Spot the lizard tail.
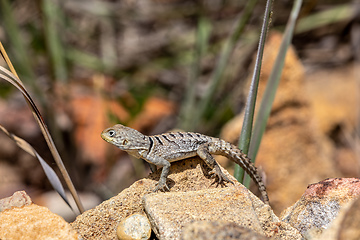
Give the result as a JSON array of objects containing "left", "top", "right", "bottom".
[{"left": 215, "top": 139, "right": 269, "bottom": 204}]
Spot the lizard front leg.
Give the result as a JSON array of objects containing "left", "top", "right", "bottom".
[
  {"left": 145, "top": 156, "right": 171, "bottom": 191},
  {"left": 197, "top": 144, "right": 234, "bottom": 186}
]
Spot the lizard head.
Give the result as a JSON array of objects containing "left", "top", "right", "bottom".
[{"left": 101, "top": 124, "right": 150, "bottom": 150}]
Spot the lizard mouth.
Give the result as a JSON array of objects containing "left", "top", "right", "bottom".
[{"left": 100, "top": 132, "right": 112, "bottom": 143}]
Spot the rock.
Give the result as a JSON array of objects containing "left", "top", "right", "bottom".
[
  {"left": 305, "top": 63, "right": 360, "bottom": 178},
  {"left": 0, "top": 203, "right": 78, "bottom": 240},
  {"left": 71, "top": 157, "right": 242, "bottom": 239},
  {"left": 337, "top": 196, "right": 360, "bottom": 240},
  {"left": 304, "top": 193, "right": 360, "bottom": 240},
  {"left": 72, "top": 157, "right": 299, "bottom": 239},
  {"left": 71, "top": 180, "right": 151, "bottom": 240},
  {"left": 144, "top": 186, "right": 301, "bottom": 240},
  {"left": 143, "top": 187, "right": 266, "bottom": 239},
  {"left": 180, "top": 221, "right": 269, "bottom": 240},
  {"left": 281, "top": 178, "right": 360, "bottom": 236},
  {"left": 117, "top": 214, "right": 151, "bottom": 240},
  {"left": 316, "top": 194, "right": 360, "bottom": 240},
  {"left": 305, "top": 63, "right": 359, "bottom": 136},
  {"left": 72, "top": 157, "right": 301, "bottom": 239},
  {"left": 0, "top": 191, "right": 32, "bottom": 211}
]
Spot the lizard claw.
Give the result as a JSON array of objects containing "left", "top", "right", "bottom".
[
  {"left": 153, "top": 179, "right": 170, "bottom": 192},
  {"left": 208, "top": 169, "right": 217, "bottom": 178},
  {"left": 209, "top": 166, "right": 234, "bottom": 187}
]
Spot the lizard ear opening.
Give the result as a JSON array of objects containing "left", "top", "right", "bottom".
[{"left": 123, "top": 139, "right": 128, "bottom": 145}]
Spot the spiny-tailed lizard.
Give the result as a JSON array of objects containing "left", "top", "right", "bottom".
[{"left": 101, "top": 124, "right": 269, "bottom": 204}]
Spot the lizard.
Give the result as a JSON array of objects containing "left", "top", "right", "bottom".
[{"left": 101, "top": 124, "right": 269, "bottom": 204}]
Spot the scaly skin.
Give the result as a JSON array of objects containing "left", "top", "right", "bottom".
[{"left": 101, "top": 124, "right": 269, "bottom": 204}]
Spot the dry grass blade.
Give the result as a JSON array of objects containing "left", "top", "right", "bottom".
[
  {"left": 0, "top": 42, "right": 84, "bottom": 213},
  {"left": 0, "top": 125, "right": 72, "bottom": 209}
]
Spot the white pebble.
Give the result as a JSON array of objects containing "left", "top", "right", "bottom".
[{"left": 117, "top": 214, "right": 152, "bottom": 240}]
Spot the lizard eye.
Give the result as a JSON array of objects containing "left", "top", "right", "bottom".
[
  {"left": 122, "top": 139, "right": 128, "bottom": 145},
  {"left": 108, "top": 130, "right": 116, "bottom": 137}
]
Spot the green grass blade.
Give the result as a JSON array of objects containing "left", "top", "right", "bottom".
[
  {"left": 178, "top": 16, "right": 211, "bottom": 131},
  {"left": 42, "top": 0, "right": 68, "bottom": 82},
  {"left": 0, "top": 0, "right": 36, "bottom": 82},
  {"left": 243, "top": 0, "right": 303, "bottom": 187},
  {"left": 192, "top": 0, "right": 258, "bottom": 129},
  {"left": 235, "top": 0, "right": 273, "bottom": 182},
  {"left": 66, "top": 48, "right": 106, "bottom": 72},
  {"left": 295, "top": 4, "right": 352, "bottom": 34}
]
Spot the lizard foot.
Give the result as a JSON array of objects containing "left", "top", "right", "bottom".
[
  {"left": 153, "top": 179, "right": 170, "bottom": 192},
  {"left": 209, "top": 165, "right": 234, "bottom": 187}
]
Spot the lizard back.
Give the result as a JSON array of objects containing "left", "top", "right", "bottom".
[{"left": 147, "top": 132, "right": 213, "bottom": 161}]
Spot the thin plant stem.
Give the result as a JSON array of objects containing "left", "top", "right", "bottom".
[
  {"left": 235, "top": 0, "right": 274, "bottom": 182},
  {"left": 243, "top": 0, "right": 303, "bottom": 187}
]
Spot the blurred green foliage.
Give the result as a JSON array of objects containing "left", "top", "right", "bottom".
[
  {"left": 0, "top": 0, "right": 260, "bottom": 132},
  {"left": 1, "top": 0, "right": 354, "bottom": 174}
]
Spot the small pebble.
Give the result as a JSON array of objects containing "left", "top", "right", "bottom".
[
  {"left": 0, "top": 191, "right": 32, "bottom": 212},
  {"left": 117, "top": 214, "right": 151, "bottom": 240}
]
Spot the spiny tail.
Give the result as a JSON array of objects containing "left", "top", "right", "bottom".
[{"left": 217, "top": 139, "right": 269, "bottom": 204}]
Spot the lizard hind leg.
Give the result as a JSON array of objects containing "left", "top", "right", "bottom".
[{"left": 197, "top": 144, "right": 234, "bottom": 186}]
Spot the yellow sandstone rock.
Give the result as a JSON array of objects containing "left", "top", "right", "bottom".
[{"left": 0, "top": 203, "right": 78, "bottom": 240}]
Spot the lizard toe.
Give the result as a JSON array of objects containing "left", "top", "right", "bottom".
[
  {"left": 221, "top": 174, "right": 234, "bottom": 184},
  {"left": 209, "top": 165, "right": 234, "bottom": 186},
  {"left": 153, "top": 180, "right": 170, "bottom": 192}
]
